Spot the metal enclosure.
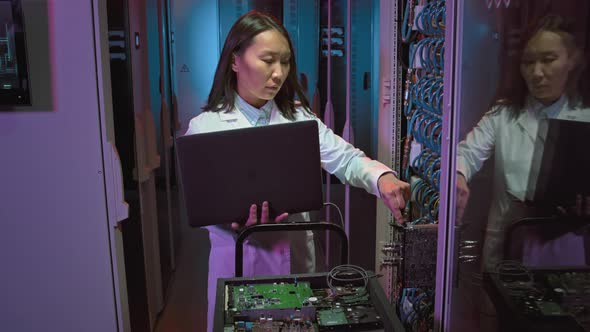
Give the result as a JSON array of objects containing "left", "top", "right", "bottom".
[
  {"left": 0, "top": 1, "right": 128, "bottom": 331},
  {"left": 376, "top": 0, "right": 590, "bottom": 331},
  {"left": 437, "top": 0, "right": 590, "bottom": 330}
]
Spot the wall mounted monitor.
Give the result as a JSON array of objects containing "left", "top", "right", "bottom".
[{"left": 0, "top": 0, "right": 30, "bottom": 106}]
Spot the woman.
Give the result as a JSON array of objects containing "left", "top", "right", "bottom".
[
  {"left": 456, "top": 14, "right": 589, "bottom": 273},
  {"left": 184, "top": 11, "right": 410, "bottom": 331}
]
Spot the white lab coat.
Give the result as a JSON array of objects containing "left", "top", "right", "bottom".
[
  {"left": 457, "top": 96, "right": 590, "bottom": 271},
  {"left": 184, "top": 101, "right": 392, "bottom": 331}
]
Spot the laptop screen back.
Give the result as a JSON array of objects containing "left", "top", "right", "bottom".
[
  {"left": 176, "top": 120, "right": 324, "bottom": 227},
  {"left": 527, "top": 118, "right": 590, "bottom": 205}
]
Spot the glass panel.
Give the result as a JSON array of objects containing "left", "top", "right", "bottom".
[
  {"left": 0, "top": 0, "right": 30, "bottom": 106},
  {"left": 449, "top": 1, "right": 590, "bottom": 331}
]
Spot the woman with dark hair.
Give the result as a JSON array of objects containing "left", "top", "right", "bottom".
[
  {"left": 456, "top": 14, "right": 589, "bottom": 272},
  {"left": 185, "top": 11, "right": 410, "bottom": 331},
  {"left": 493, "top": 14, "right": 589, "bottom": 112}
]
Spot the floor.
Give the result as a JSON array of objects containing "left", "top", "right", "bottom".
[{"left": 154, "top": 221, "right": 210, "bottom": 332}]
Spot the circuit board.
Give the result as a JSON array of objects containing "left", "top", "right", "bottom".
[
  {"left": 489, "top": 269, "right": 590, "bottom": 331},
  {"left": 224, "top": 282, "right": 385, "bottom": 331},
  {"left": 226, "top": 282, "right": 316, "bottom": 322},
  {"left": 540, "top": 271, "right": 590, "bottom": 330},
  {"left": 228, "top": 320, "right": 317, "bottom": 332},
  {"left": 401, "top": 224, "right": 438, "bottom": 288},
  {"left": 317, "top": 307, "right": 383, "bottom": 329},
  {"left": 231, "top": 282, "right": 314, "bottom": 310}
]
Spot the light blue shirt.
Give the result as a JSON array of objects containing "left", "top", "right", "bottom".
[
  {"left": 235, "top": 93, "right": 273, "bottom": 126},
  {"left": 527, "top": 94, "right": 566, "bottom": 119}
]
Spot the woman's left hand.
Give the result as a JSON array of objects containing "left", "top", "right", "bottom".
[
  {"left": 556, "top": 194, "right": 590, "bottom": 217},
  {"left": 231, "top": 201, "right": 289, "bottom": 231},
  {"left": 378, "top": 173, "right": 411, "bottom": 223}
]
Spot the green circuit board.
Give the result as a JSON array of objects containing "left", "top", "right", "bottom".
[
  {"left": 232, "top": 282, "right": 314, "bottom": 310},
  {"left": 317, "top": 308, "right": 348, "bottom": 326}
]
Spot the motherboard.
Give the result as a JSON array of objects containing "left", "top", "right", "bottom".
[{"left": 224, "top": 281, "right": 384, "bottom": 331}]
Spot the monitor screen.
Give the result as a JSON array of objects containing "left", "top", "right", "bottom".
[{"left": 0, "top": 0, "right": 30, "bottom": 106}]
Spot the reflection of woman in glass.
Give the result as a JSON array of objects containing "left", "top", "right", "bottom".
[{"left": 456, "top": 15, "right": 589, "bottom": 272}]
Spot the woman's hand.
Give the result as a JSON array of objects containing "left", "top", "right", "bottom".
[
  {"left": 456, "top": 172, "right": 470, "bottom": 224},
  {"left": 231, "top": 201, "right": 289, "bottom": 231},
  {"left": 378, "top": 173, "right": 411, "bottom": 224},
  {"left": 556, "top": 194, "right": 590, "bottom": 217}
]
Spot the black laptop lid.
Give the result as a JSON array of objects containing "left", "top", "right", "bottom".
[
  {"left": 176, "top": 120, "right": 324, "bottom": 227},
  {"left": 527, "top": 118, "right": 590, "bottom": 205}
]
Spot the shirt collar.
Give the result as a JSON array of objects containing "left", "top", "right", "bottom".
[
  {"left": 234, "top": 93, "right": 274, "bottom": 126},
  {"left": 526, "top": 94, "right": 566, "bottom": 119}
]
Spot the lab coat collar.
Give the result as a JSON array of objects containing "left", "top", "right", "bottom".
[
  {"left": 218, "top": 106, "right": 241, "bottom": 122},
  {"left": 217, "top": 105, "right": 252, "bottom": 130},
  {"left": 269, "top": 102, "right": 288, "bottom": 124},
  {"left": 517, "top": 95, "right": 567, "bottom": 141},
  {"left": 217, "top": 101, "right": 291, "bottom": 125}
]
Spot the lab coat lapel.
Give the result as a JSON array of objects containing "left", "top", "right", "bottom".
[
  {"left": 517, "top": 97, "right": 572, "bottom": 141},
  {"left": 218, "top": 105, "right": 251, "bottom": 129},
  {"left": 269, "top": 102, "right": 288, "bottom": 124},
  {"left": 515, "top": 109, "right": 538, "bottom": 142},
  {"left": 556, "top": 100, "right": 590, "bottom": 122}
]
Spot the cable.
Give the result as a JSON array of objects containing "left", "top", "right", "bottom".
[
  {"left": 323, "top": 202, "right": 344, "bottom": 228},
  {"left": 397, "top": 3, "right": 446, "bottom": 331},
  {"left": 401, "top": 0, "right": 415, "bottom": 43},
  {"left": 326, "top": 264, "right": 374, "bottom": 293}
]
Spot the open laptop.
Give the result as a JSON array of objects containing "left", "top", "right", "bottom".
[
  {"left": 526, "top": 118, "right": 590, "bottom": 205},
  {"left": 176, "top": 120, "right": 324, "bottom": 227}
]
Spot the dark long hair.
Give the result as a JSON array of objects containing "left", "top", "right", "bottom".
[
  {"left": 493, "top": 15, "right": 588, "bottom": 113},
  {"left": 202, "top": 11, "right": 311, "bottom": 120}
]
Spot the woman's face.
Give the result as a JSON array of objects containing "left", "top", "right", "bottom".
[
  {"left": 232, "top": 29, "right": 291, "bottom": 108},
  {"left": 520, "top": 30, "right": 575, "bottom": 105}
]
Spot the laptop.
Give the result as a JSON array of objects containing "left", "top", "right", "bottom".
[
  {"left": 526, "top": 118, "right": 590, "bottom": 205},
  {"left": 176, "top": 120, "right": 324, "bottom": 227}
]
